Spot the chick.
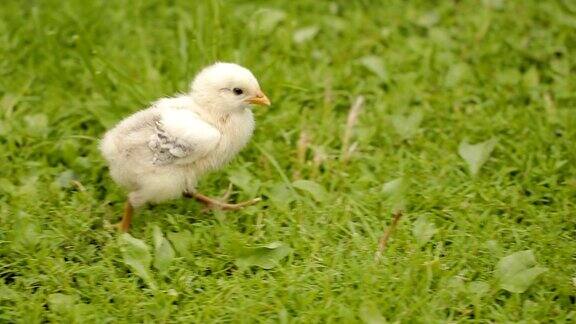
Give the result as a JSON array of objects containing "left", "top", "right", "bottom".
[{"left": 100, "top": 63, "right": 270, "bottom": 231}]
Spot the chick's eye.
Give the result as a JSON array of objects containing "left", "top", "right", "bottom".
[{"left": 232, "top": 88, "right": 243, "bottom": 95}]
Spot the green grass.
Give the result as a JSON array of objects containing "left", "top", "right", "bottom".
[{"left": 1, "top": 0, "right": 575, "bottom": 322}]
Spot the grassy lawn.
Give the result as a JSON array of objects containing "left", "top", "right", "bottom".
[{"left": 1, "top": 0, "right": 575, "bottom": 322}]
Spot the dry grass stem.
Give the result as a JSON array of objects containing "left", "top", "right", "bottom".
[
  {"left": 342, "top": 96, "right": 365, "bottom": 163},
  {"left": 375, "top": 210, "right": 404, "bottom": 261},
  {"left": 293, "top": 130, "right": 311, "bottom": 179}
]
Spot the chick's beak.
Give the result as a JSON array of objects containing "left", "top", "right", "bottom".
[{"left": 246, "top": 90, "right": 271, "bottom": 106}]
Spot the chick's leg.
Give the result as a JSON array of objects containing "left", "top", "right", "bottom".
[
  {"left": 184, "top": 185, "right": 261, "bottom": 210},
  {"left": 112, "top": 201, "right": 133, "bottom": 232}
]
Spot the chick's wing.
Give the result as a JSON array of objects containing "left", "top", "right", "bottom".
[{"left": 148, "top": 108, "right": 221, "bottom": 166}]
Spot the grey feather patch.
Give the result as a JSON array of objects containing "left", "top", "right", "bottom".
[{"left": 148, "top": 121, "right": 193, "bottom": 165}]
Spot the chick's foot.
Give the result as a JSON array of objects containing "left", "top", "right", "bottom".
[{"left": 184, "top": 186, "right": 261, "bottom": 210}]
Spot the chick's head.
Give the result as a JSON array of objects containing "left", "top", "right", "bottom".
[{"left": 190, "top": 62, "right": 270, "bottom": 113}]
